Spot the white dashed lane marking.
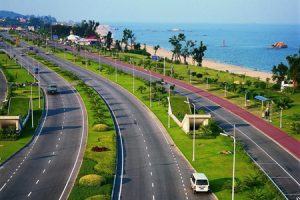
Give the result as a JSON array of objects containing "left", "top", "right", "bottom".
[{"left": 27, "top": 192, "right": 32, "bottom": 197}]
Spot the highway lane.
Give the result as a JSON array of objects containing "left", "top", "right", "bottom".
[
  {"left": 51, "top": 44, "right": 300, "bottom": 199},
  {"left": 0, "top": 43, "right": 87, "bottom": 200},
  {"left": 9, "top": 31, "right": 299, "bottom": 199},
  {"left": 34, "top": 50, "right": 214, "bottom": 200},
  {"left": 0, "top": 66, "right": 7, "bottom": 106}
]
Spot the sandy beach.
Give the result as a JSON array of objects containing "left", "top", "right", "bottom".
[{"left": 146, "top": 45, "right": 273, "bottom": 81}]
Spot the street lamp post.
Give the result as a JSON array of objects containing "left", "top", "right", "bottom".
[
  {"left": 131, "top": 58, "right": 135, "bottom": 93},
  {"left": 206, "top": 77, "right": 209, "bottom": 89},
  {"left": 184, "top": 101, "right": 196, "bottom": 162},
  {"left": 244, "top": 91, "right": 248, "bottom": 107},
  {"left": 163, "top": 56, "right": 166, "bottom": 76},
  {"left": 150, "top": 70, "right": 152, "bottom": 108},
  {"left": 232, "top": 124, "right": 236, "bottom": 200},
  {"left": 38, "top": 72, "right": 41, "bottom": 109},
  {"left": 31, "top": 83, "right": 34, "bottom": 128},
  {"left": 167, "top": 83, "right": 171, "bottom": 128},
  {"left": 280, "top": 107, "right": 283, "bottom": 128},
  {"left": 115, "top": 57, "right": 118, "bottom": 82}
]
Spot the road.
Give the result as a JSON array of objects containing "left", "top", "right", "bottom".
[
  {"left": 52, "top": 43, "right": 300, "bottom": 200},
  {"left": 0, "top": 42, "right": 87, "bottom": 200},
  {"left": 33, "top": 48, "right": 215, "bottom": 200},
  {"left": 0, "top": 66, "right": 7, "bottom": 106}
]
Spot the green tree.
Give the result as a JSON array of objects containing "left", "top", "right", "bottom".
[
  {"left": 169, "top": 33, "right": 185, "bottom": 62},
  {"left": 287, "top": 49, "right": 300, "bottom": 88},
  {"left": 115, "top": 40, "right": 122, "bottom": 51},
  {"left": 192, "top": 41, "right": 207, "bottom": 66},
  {"left": 105, "top": 31, "right": 113, "bottom": 50},
  {"left": 137, "top": 85, "right": 146, "bottom": 94},
  {"left": 153, "top": 45, "right": 160, "bottom": 56},
  {"left": 181, "top": 40, "right": 195, "bottom": 65},
  {"left": 272, "top": 63, "right": 288, "bottom": 86}
]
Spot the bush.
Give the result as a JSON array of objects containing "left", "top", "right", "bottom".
[
  {"left": 93, "top": 124, "right": 109, "bottom": 132},
  {"left": 79, "top": 174, "right": 103, "bottom": 186},
  {"left": 85, "top": 195, "right": 110, "bottom": 200},
  {"left": 292, "top": 122, "right": 300, "bottom": 134}
]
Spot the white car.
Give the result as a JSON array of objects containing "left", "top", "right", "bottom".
[{"left": 190, "top": 173, "right": 210, "bottom": 193}]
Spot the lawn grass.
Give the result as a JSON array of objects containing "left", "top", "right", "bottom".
[
  {"left": 28, "top": 54, "right": 116, "bottom": 200},
  {"left": 0, "top": 52, "right": 44, "bottom": 164},
  {"left": 8, "top": 97, "right": 29, "bottom": 119},
  {"left": 51, "top": 50, "right": 284, "bottom": 200},
  {"left": 170, "top": 95, "right": 191, "bottom": 121}
]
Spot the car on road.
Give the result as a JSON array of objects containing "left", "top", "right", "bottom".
[
  {"left": 34, "top": 67, "right": 39, "bottom": 74},
  {"left": 47, "top": 84, "right": 58, "bottom": 94},
  {"left": 190, "top": 173, "right": 210, "bottom": 193}
]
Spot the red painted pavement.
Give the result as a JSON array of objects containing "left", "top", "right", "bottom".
[{"left": 62, "top": 44, "right": 300, "bottom": 160}]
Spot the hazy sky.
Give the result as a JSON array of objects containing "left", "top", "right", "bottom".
[{"left": 0, "top": 0, "right": 299, "bottom": 24}]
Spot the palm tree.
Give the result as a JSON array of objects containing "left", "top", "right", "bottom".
[
  {"left": 153, "top": 45, "right": 160, "bottom": 56},
  {"left": 192, "top": 41, "right": 207, "bottom": 66},
  {"left": 181, "top": 40, "right": 195, "bottom": 65},
  {"left": 168, "top": 34, "right": 185, "bottom": 62}
]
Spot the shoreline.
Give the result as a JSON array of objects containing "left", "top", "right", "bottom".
[{"left": 146, "top": 45, "right": 273, "bottom": 81}]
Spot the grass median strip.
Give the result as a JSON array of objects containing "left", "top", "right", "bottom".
[
  {"left": 29, "top": 54, "right": 116, "bottom": 200},
  {"left": 49, "top": 51, "right": 284, "bottom": 200},
  {"left": 0, "top": 52, "right": 43, "bottom": 164}
]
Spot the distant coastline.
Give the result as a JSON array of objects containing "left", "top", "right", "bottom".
[{"left": 145, "top": 45, "right": 273, "bottom": 81}]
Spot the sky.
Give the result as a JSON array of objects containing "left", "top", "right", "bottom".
[{"left": 0, "top": 0, "right": 299, "bottom": 24}]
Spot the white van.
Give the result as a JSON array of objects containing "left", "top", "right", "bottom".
[{"left": 190, "top": 173, "right": 210, "bottom": 193}]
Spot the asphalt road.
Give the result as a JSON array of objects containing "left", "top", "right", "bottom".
[
  {"left": 0, "top": 42, "right": 87, "bottom": 200},
  {"left": 34, "top": 49, "right": 215, "bottom": 200},
  {"left": 0, "top": 67, "right": 7, "bottom": 106},
  {"left": 53, "top": 44, "right": 300, "bottom": 200}
]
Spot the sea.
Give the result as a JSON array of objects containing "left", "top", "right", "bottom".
[{"left": 110, "top": 23, "right": 300, "bottom": 73}]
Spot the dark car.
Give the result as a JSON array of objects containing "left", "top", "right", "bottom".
[
  {"left": 47, "top": 84, "right": 58, "bottom": 94},
  {"left": 34, "top": 67, "right": 39, "bottom": 74}
]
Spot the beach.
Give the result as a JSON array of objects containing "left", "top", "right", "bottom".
[{"left": 146, "top": 45, "right": 273, "bottom": 81}]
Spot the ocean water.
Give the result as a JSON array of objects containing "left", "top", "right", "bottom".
[{"left": 110, "top": 23, "right": 300, "bottom": 73}]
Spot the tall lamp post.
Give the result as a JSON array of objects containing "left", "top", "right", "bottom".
[
  {"left": 31, "top": 83, "right": 34, "bottom": 128},
  {"left": 149, "top": 70, "right": 152, "bottom": 108},
  {"left": 184, "top": 101, "right": 196, "bottom": 162},
  {"left": 232, "top": 124, "right": 236, "bottom": 200},
  {"left": 131, "top": 58, "right": 135, "bottom": 93},
  {"left": 163, "top": 56, "right": 166, "bottom": 76}
]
